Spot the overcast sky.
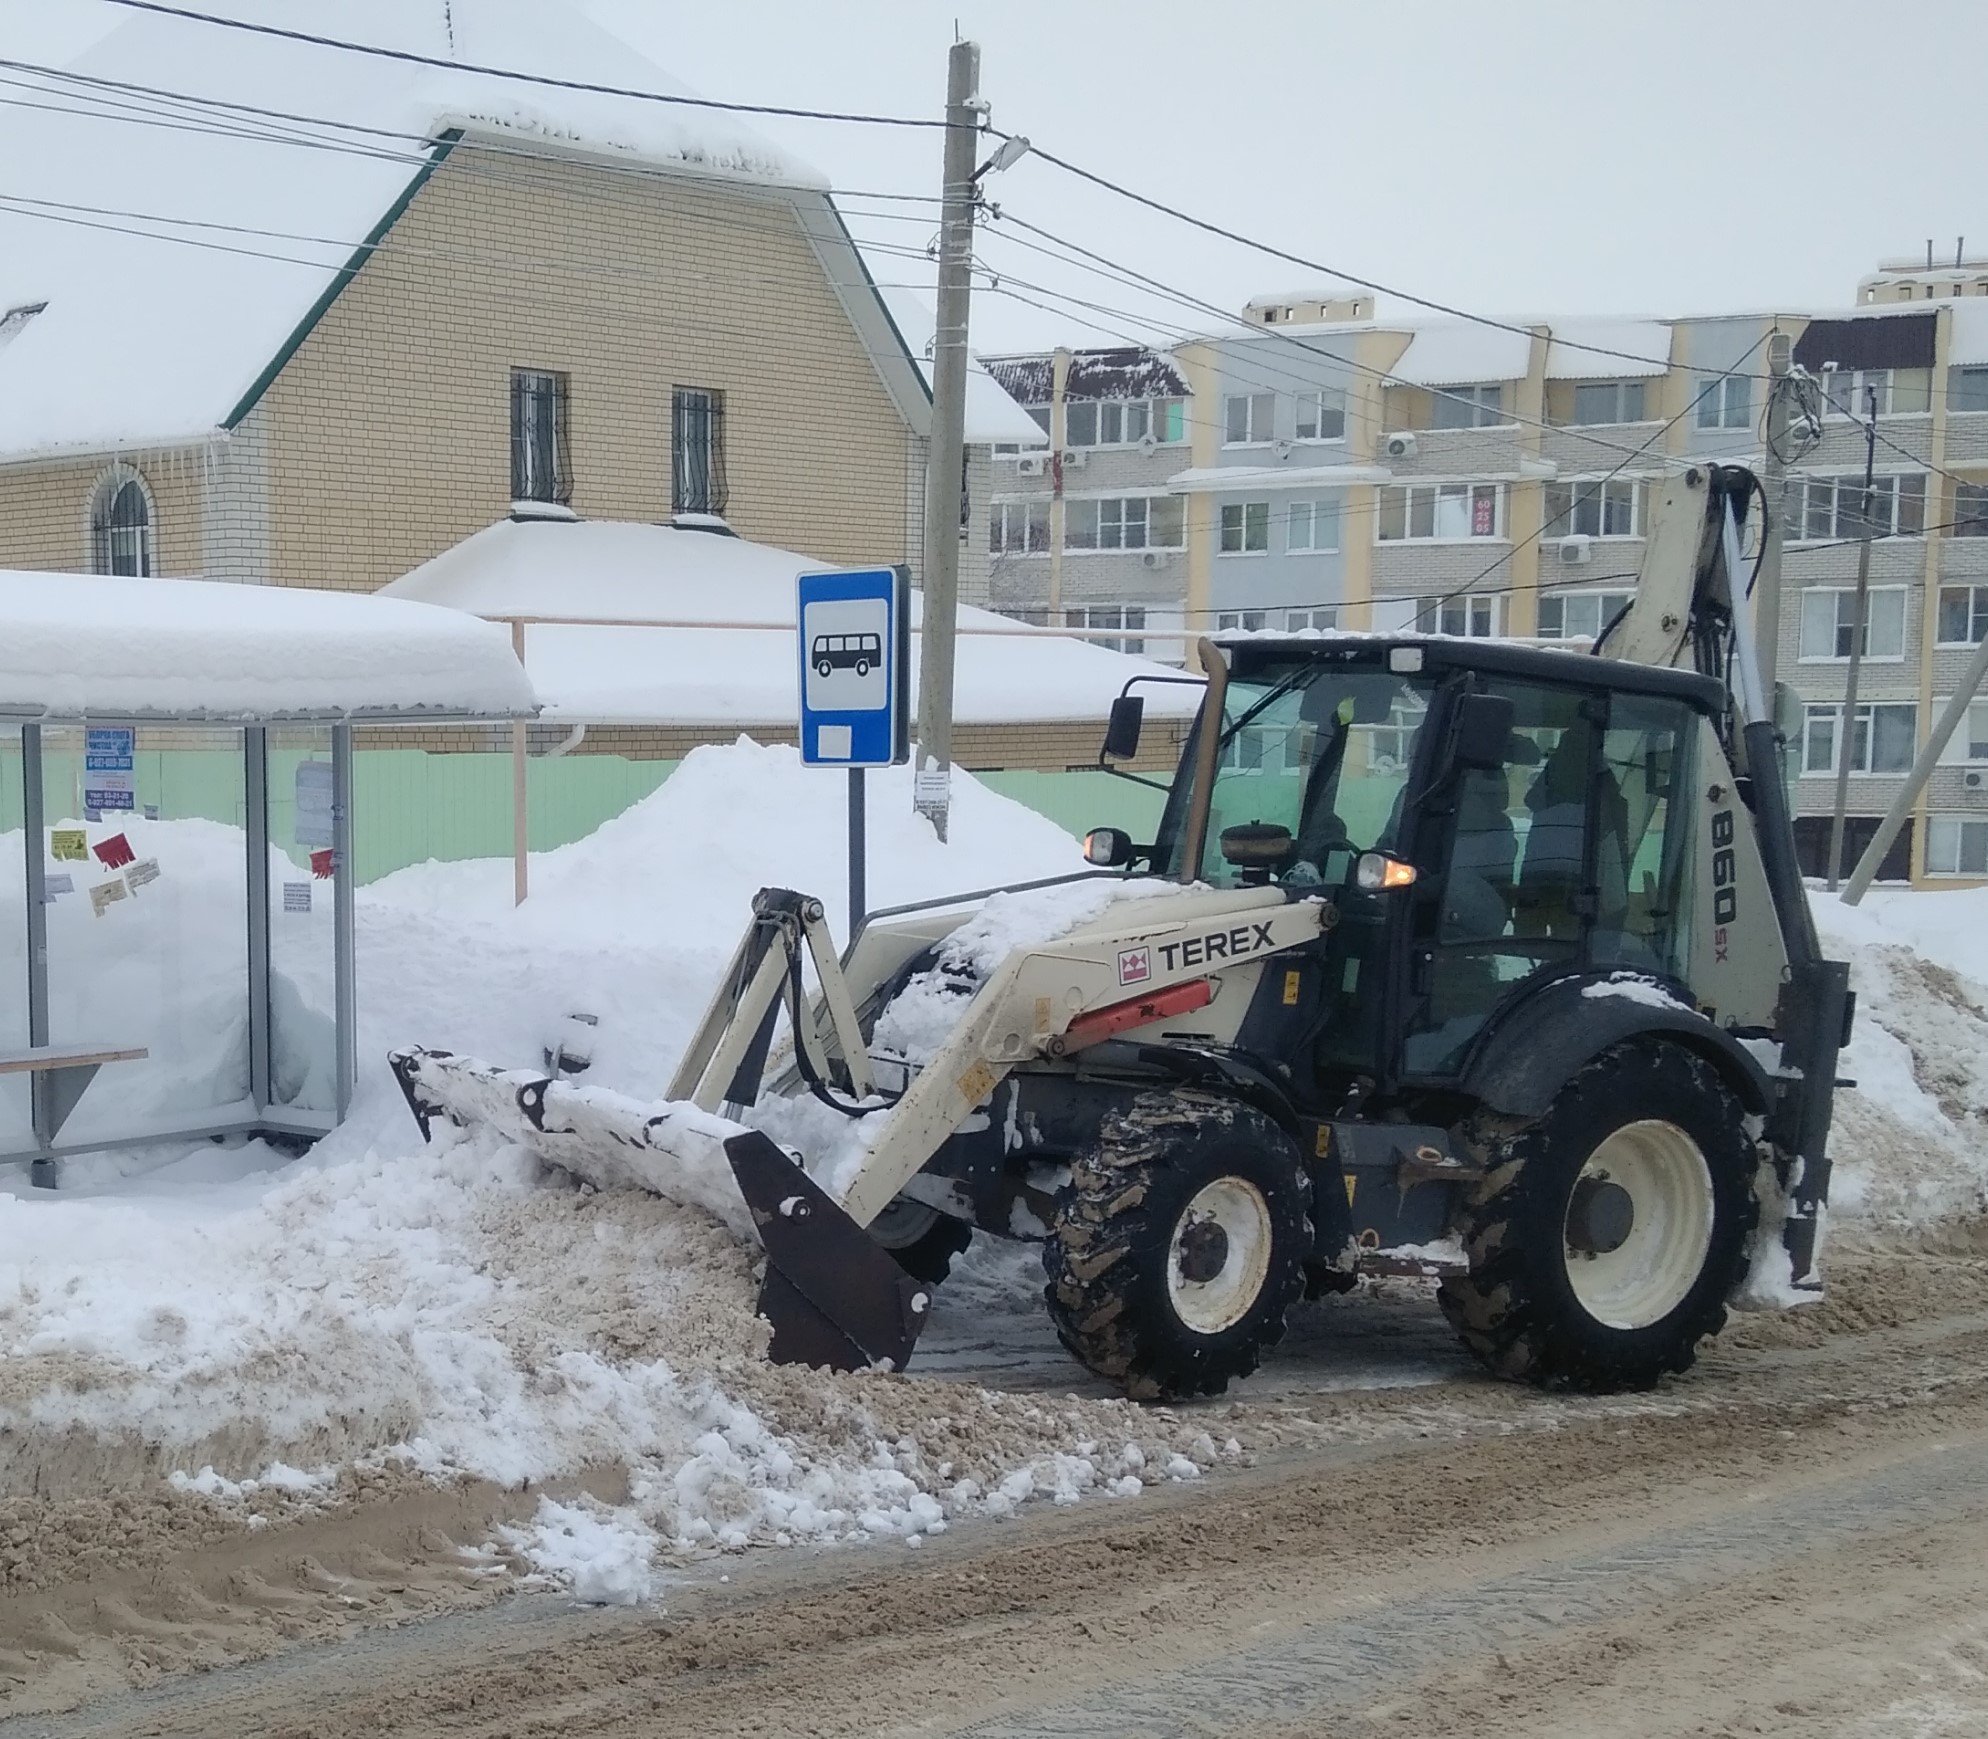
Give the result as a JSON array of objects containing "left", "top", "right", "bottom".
[{"left": 10, "top": 0, "right": 1984, "bottom": 354}]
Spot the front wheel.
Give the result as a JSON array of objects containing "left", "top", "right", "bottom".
[
  {"left": 1044, "top": 1090, "right": 1311, "bottom": 1400},
  {"left": 867, "top": 1195, "right": 973, "bottom": 1285},
  {"left": 1438, "top": 1041, "right": 1758, "bottom": 1392}
]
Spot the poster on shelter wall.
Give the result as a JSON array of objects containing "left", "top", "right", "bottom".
[
  {"left": 50, "top": 830, "right": 86, "bottom": 862},
  {"left": 124, "top": 859, "right": 160, "bottom": 893},
  {"left": 295, "top": 762, "right": 334, "bottom": 849},
  {"left": 89, "top": 879, "right": 127, "bottom": 917},
  {"left": 283, "top": 882, "right": 312, "bottom": 914},
  {"left": 43, "top": 873, "right": 74, "bottom": 905}
]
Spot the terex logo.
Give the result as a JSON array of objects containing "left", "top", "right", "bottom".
[
  {"left": 1156, "top": 921, "right": 1277, "bottom": 972},
  {"left": 1116, "top": 945, "right": 1152, "bottom": 986}
]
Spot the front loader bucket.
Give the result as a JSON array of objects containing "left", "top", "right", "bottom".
[
  {"left": 725, "top": 1130, "right": 932, "bottom": 1373},
  {"left": 389, "top": 1047, "right": 932, "bottom": 1373}
]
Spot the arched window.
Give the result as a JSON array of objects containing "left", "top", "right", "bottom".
[{"left": 89, "top": 472, "right": 153, "bottom": 576}]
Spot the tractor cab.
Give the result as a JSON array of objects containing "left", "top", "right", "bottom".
[{"left": 1102, "top": 634, "right": 1735, "bottom": 1103}]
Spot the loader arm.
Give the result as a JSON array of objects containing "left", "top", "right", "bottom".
[{"left": 835, "top": 888, "right": 1327, "bottom": 1226}]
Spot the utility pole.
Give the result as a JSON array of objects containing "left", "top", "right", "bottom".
[
  {"left": 1755, "top": 332, "right": 1794, "bottom": 694},
  {"left": 1825, "top": 384, "right": 1880, "bottom": 891},
  {"left": 912, "top": 39, "right": 982, "bottom": 844}
]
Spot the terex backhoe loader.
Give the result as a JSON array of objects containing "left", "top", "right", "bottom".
[{"left": 394, "top": 463, "right": 1852, "bottom": 1399}]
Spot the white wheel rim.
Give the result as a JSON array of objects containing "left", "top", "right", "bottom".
[
  {"left": 1562, "top": 1118, "right": 1716, "bottom": 1330},
  {"left": 1167, "top": 1177, "right": 1274, "bottom": 1336}
]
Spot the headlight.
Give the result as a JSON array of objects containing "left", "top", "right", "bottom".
[{"left": 1355, "top": 852, "right": 1418, "bottom": 892}]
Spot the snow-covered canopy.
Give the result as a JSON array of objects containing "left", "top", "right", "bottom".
[
  {"left": 1387, "top": 323, "right": 1533, "bottom": 388},
  {"left": 0, "top": 570, "right": 536, "bottom": 722},
  {"left": 1544, "top": 320, "right": 1673, "bottom": 380},
  {"left": 0, "top": 0, "right": 822, "bottom": 463},
  {"left": 380, "top": 518, "right": 1198, "bottom": 727}
]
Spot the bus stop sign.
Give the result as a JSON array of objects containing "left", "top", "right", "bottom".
[{"left": 797, "top": 566, "right": 910, "bottom": 768}]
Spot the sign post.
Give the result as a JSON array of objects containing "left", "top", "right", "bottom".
[{"left": 797, "top": 566, "right": 911, "bottom": 939}]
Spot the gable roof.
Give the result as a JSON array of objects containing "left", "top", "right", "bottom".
[
  {"left": 0, "top": 0, "right": 824, "bottom": 465},
  {"left": 871, "top": 288, "right": 1049, "bottom": 447},
  {"left": 379, "top": 516, "right": 1198, "bottom": 727}
]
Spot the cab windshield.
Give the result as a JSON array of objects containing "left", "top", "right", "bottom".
[{"left": 1169, "top": 656, "right": 1437, "bottom": 888}]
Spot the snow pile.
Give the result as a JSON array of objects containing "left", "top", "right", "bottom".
[
  {"left": 0, "top": 741, "right": 1234, "bottom": 1599},
  {"left": 1813, "top": 889, "right": 1988, "bottom": 1223},
  {"left": 504, "top": 1498, "right": 660, "bottom": 1607}
]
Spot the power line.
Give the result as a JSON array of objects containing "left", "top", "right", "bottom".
[
  {"left": 92, "top": 0, "right": 950, "bottom": 130},
  {"left": 1011, "top": 142, "right": 1808, "bottom": 384},
  {"left": 974, "top": 224, "right": 1722, "bottom": 476}
]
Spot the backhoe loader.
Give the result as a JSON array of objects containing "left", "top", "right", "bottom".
[{"left": 394, "top": 462, "right": 1850, "bottom": 1399}]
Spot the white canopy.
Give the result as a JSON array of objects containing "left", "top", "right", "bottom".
[
  {"left": 0, "top": 571, "right": 536, "bottom": 722},
  {"left": 382, "top": 517, "right": 1198, "bottom": 726}
]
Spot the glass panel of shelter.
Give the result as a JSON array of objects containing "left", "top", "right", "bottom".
[
  {"left": 38, "top": 723, "right": 252, "bottom": 1149},
  {"left": 265, "top": 728, "right": 340, "bottom": 1122},
  {"left": 0, "top": 727, "right": 31, "bottom": 1150}
]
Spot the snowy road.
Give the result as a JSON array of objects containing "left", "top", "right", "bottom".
[{"left": 14, "top": 1228, "right": 1988, "bottom": 1739}]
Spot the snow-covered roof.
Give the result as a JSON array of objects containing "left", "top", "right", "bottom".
[
  {"left": 1543, "top": 320, "right": 1673, "bottom": 380},
  {"left": 380, "top": 518, "right": 1196, "bottom": 726},
  {"left": 0, "top": 0, "right": 822, "bottom": 464},
  {"left": 873, "top": 289, "right": 1050, "bottom": 446},
  {"left": 1387, "top": 324, "right": 1534, "bottom": 388},
  {"left": 0, "top": 571, "right": 536, "bottom": 722}
]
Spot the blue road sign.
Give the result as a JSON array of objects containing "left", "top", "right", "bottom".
[{"left": 797, "top": 566, "right": 910, "bottom": 768}]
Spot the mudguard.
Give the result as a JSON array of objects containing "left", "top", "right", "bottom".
[{"left": 1459, "top": 970, "right": 1773, "bottom": 1120}]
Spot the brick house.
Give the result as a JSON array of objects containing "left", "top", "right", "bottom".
[{"left": 0, "top": 0, "right": 1012, "bottom": 601}]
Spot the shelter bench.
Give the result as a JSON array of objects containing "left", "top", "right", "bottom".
[{"left": 0, "top": 1044, "right": 149, "bottom": 1188}]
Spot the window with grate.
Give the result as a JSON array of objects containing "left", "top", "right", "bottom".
[
  {"left": 672, "top": 386, "right": 728, "bottom": 515},
  {"left": 510, "top": 369, "right": 571, "bottom": 504},
  {"left": 90, "top": 474, "right": 153, "bottom": 577}
]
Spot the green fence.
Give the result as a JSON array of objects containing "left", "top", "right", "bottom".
[{"left": 0, "top": 747, "right": 1157, "bottom": 884}]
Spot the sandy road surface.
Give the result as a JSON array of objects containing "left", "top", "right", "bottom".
[{"left": 12, "top": 1227, "right": 1988, "bottom": 1739}]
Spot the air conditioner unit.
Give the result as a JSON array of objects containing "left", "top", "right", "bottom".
[
  {"left": 1061, "top": 448, "right": 1087, "bottom": 469},
  {"left": 1383, "top": 432, "right": 1418, "bottom": 460},
  {"left": 1559, "top": 535, "right": 1594, "bottom": 567},
  {"left": 1967, "top": 770, "right": 1984, "bottom": 789},
  {"left": 1015, "top": 454, "right": 1046, "bottom": 477}
]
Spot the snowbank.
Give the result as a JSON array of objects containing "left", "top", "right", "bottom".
[
  {"left": 0, "top": 742, "right": 1225, "bottom": 1598},
  {"left": 7, "top": 744, "right": 1988, "bottom": 1610},
  {"left": 1812, "top": 888, "right": 1988, "bottom": 1222}
]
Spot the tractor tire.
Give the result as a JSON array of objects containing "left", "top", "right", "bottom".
[
  {"left": 867, "top": 1195, "right": 973, "bottom": 1285},
  {"left": 1043, "top": 1089, "right": 1311, "bottom": 1400},
  {"left": 1438, "top": 1040, "right": 1758, "bottom": 1393}
]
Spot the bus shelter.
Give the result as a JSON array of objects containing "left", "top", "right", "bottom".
[{"left": 0, "top": 570, "right": 535, "bottom": 1183}]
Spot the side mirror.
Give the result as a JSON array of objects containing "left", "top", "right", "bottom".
[
  {"left": 1102, "top": 694, "right": 1145, "bottom": 761},
  {"left": 1083, "top": 826, "right": 1135, "bottom": 867},
  {"left": 1453, "top": 691, "right": 1515, "bottom": 772}
]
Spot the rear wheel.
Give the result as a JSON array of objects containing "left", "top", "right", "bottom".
[
  {"left": 1044, "top": 1090, "right": 1311, "bottom": 1400},
  {"left": 1438, "top": 1041, "right": 1758, "bottom": 1392}
]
